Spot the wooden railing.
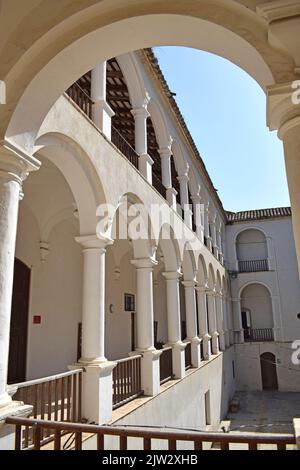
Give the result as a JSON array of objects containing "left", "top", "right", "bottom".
[
  {"left": 152, "top": 171, "right": 166, "bottom": 199},
  {"left": 185, "top": 342, "right": 192, "bottom": 370},
  {"left": 238, "top": 259, "right": 268, "bottom": 273},
  {"left": 244, "top": 328, "right": 274, "bottom": 342},
  {"left": 159, "top": 347, "right": 173, "bottom": 384},
  {"left": 112, "top": 355, "right": 143, "bottom": 409},
  {"left": 9, "top": 369, "right": 82, "bottom": 449},
  {"left": 6, "top": 416, "right": 296, "bottom": 450},
  {"left": 111, "top": 126, "right": 139, "bottom": 169},
  {"left": 66, "top": 82, "right": 94, "bottom": 119}
]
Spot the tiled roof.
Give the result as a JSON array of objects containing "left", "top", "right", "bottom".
[{"left": 226, "top": 207, "right": 292, "bottom": 223}]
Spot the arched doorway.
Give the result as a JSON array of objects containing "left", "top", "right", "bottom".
[
  {"left": 8, "top": 259, "right": 31, "bottom": 384},
  {"left": 260, "top": 352, "right": 278, "bottom": 390}
]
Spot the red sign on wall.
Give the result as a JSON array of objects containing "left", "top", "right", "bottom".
[{"left": 33, "top": 315, "right": 41, "bottom": 324}]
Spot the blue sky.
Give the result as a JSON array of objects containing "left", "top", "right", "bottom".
[{"left": 154, "top": 47, "right": 290, "bottom": 212}]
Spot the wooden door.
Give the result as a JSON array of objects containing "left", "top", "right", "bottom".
[
  {"left": 260, "top": 352, "right": 278, "bottom": 390},
  {"left": 8, "top": 259, "right": 31, "bottom": 384}
]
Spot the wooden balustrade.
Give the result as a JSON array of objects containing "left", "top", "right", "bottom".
[
  {"left": 6, "top": 416, "right": 296, "bottom": 451},
  {"left": 238, "top": 259, "right": 268, "bottom": 273},
  {"left": 112, "top": 355, "right": 143, "bottom": 409},
  {"left": 185, "top": 342, "right": 192, "bottom": 370},
  {"left": 159, "top": 347, "right": 173, "bottom": 384},
  {"left": 10, "top": 369, "right": 82, "bottom": 449},
  {"left": 111, "top": 126, "right": 139, "bottom": 169},
  {"left": 66, "top": 82, "right": 94, "bottom": 119},
  {"left": 152, "top": 171, "right": 166, "bottom": 199},
  {"left": 244, "top": 328, "right": 274, "bottom": 342}
]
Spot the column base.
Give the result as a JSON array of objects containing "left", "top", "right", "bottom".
[
  {"left": 218, "top": 330, "right": 226, "bottom": 351},
  {"left": 0, "top": 401, "right": 33, "bottom": 450},
  {"left": 202, "top": 333, "right": 212, "bottom": 360},
  {"left": 134, "top": 349, "right": 161, "bottom": 397},
  {"left": 138, "top": 154, "right": 154, "bottom": 184},
  {"left": 166, "top": 187, "right": 178, "bottom": 210},
  {"left": 234, "top": 329, "right": 244, "bottom": 344},
  {"left": 70, "top": 361, "right": 116, "bottom": 425},
  {"left": 186, "top": 337, "right": 201, "bottom": 368},
  {"left": 167, "top": 341, "right": 186, "bottom": 379},
  {"left": 224, "top": 330, "right": 230, "bottom": 348},
  {"left": 211, "top": 331, "right": 220, "bottom": 354}
]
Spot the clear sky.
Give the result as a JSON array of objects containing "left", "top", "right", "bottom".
[{"left": 154, "top": 46, "right": 290, "bottom": 213}]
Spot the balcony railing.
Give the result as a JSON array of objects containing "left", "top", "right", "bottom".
[
  {"left": 244, "top": 328, "right": 274, "bottom": 342},
  {"left": 238, "top": 259, "right": 268, "bottom": 273},
  {"left": 152, "top": 171, "right": 166, "bottom": 199},
  {"left": 9, "top": 369, "right": 82, "bottom": 449},
  {"left": 159, "top": 347, "right": 173, "bottom": 384},
  {"left": 66, "top": 82, "right": 94, "bottom": 119},
  {"left": 6, "top": 416, "right": 296, "bottom": 450},
  {"left": 112, "top": 355, "right": 143, "bottom": 409},
  {"left": 111, "top": 126, "right": 139, "bottom": 170},
  {"left": 185, "top": 342, "right": 192, "bottom": 370}
]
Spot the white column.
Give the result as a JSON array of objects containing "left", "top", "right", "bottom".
[
  {"left": 210, "top": 216, "right": 218, "bottom": 258},
  {"left": 196, "top": 285, "right": 211, "bottom": 359},
  {"left": 271, "top": 294, "right": 283, "bottom": 342},
  {"left": 131, "top": 257, "right": 161, "bottom": 395},
  {"left": 76, "top": 235, "right": 112, "bottom": 363},
  {"left": 159, "top": 147, "right": 177, "bottom": 209},
  {"left": 204, "top": 203, "right": 212, "bottom": 251},
  {"left": 206, "top": 289, "right": 219, "bottom": 354},
  {"left": 91, "top": 62, "right": 115, "bottom": 139},
  {"left": 162, "top": 271, "right": 186, "bottom": 379},
  {"left": 182, "top": 280, "right": 201, "bottom": 367},
  {"left": 222, "top": 296, "right": 230, "bottom": 348},
  {"left": 232, "top": 297, "right": 244, "bottom": 343},
  {"left": 131, "top": 107, "right": 153, "bottom": 183},
  {"left": 0, "top": 145, "right": 39, "bottom": 408},
  {"left": 177, "top": 172, "right": 192, "bottom": 229},
  {"left": 75, "top": 235, "right": 116, "bottom": 424},
  {"left": 0, "top": 145, "right": 39, "bottom": 450},
  {"left": 191, "top": 194, "right": 204, "bottom": 242},
  {"left": 227, "top": 297, "right": 234, "bottom": 345},
  {"left": 215, "top": 292, "right": 226, "bottom": 351}
]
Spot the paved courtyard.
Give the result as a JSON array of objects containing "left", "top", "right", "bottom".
[{"left": 227, "top": 391, "right": 300, "bottom": 434}]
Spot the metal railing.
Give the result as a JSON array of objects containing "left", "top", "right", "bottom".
[
  {"left": 10, "top": 369, "right": 82, "bottom": 449},
  {"left": 159, "top": 347, "right": 173, "bottom": 384},
  {"left": 244, "top": 328, "right": 274, "bottom": 342},
  {"left": 238, "top": 259, "right": 268, "bottom": 273},
  {"left": 185, "top": 342, "right": 192, "bottom": 370},
  {"left": 6, "top": 416, "right": 296, "bottom": 450},
  {"left": 111, "top": 126, "right": 139, "bottom": 169},
  {"left": 66, "top": 82, "right": 94, "bottom": 119},
  {"left": 112, "top": 355, "right": 143, "bottom": 409}
]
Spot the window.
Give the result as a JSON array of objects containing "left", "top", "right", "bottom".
[
  {"left": 204, "top": 390, "right": 211, "bottom": 426},
  {"left": 232, "top": 360, "right": 235, "bottom": 379},
  {"left": 124, "top": 293, "right": 135, "bottom": 312}
]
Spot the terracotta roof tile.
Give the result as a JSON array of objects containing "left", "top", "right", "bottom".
[{"left": 226, "top": 207, "right": 292, "bottom": 223}]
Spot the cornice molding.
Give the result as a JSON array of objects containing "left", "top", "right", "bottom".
[{"left": 257, "top": 1, "right": 300, "bottom": 24}]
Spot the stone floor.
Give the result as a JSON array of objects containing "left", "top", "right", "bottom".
[{"left": 227, "top": 391, "right": 300, "bottom": 434}]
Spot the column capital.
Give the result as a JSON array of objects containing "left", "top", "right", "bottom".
[
  {"left": 182, "top": 280, "right": 197, "bottom": 288},
  {"left": 131, "top": 106, "right": 150, "bottom": 119},
  {"left": 177, "top": 173, "right": 189, "bottom": 184},
  {"left": 158, "top": 146, "right": 172, "bottom": 159},
  {"left": 196, "top": 283, "right": 209, "bottom": 293},
  {"left": 131, "top": 257, "right": 158, "bottom": 269},
  {"left": 267, "top": 82, "right": 300, "bottom": 132},
  {"left": 75, "top": 234, "right": 113, "bottom": 250},
  {"left": 191, "top": 194, "right": 201, "bottom": 204},
  {"left": 162, "top": 270, "right": 182, "bottom": 280},
  {"left": 0, "top": 140, "right": 40, "bottom": 182}
]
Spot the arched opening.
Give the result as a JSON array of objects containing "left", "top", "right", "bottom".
[
  {"left": 241, "top": 283, "right": 274, "bottom": 342},
  {"left": 12, "top": 156, "right": 83, "bottom": 380},
  {"left": 8, "top": 259, "right": 31, "bottom": 384},
  {"left": 236, "top": 229, "right": 268, "bottom": 273},
  {"left": 260, "top": 352, "right": 278, "bottom": 391}
]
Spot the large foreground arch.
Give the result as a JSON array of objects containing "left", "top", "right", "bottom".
[{"left": 2, "top": 0, "right": 295, "bottom": 153}]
